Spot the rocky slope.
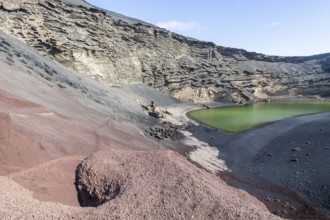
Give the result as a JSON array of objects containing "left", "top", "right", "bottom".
[
  {"left": 75, "top": 150, "right": 281, "bottom": 220},
  {"left": 0, "top": 27, "right": 161, "bottom": 203},
  {"left": 0, "top": 150, "right": 283, "bottom": 220},
  {"left": 1, "top": 0, "right": 330, "bottom": 104}
]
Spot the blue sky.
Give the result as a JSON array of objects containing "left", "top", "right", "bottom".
[{"left": 87, "top": 0, "right": 330, "bottom": 56}]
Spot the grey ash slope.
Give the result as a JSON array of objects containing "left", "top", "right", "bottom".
[{"left": 1, "top": 0, "right": 330, "bottom": 104}]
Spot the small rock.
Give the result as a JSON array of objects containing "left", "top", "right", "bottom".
[
  {"left": 20, "top": 59, "right": 27, "bottom": 64},
  {"left": 289, "top": 206, "right": 296, "bottom": 211},
  {"left": 265, "top": 197, "right": 272, "bottom": 202},
  {"left": 272, "top": 210, "right": 282, "bottom": 216},
  {"left": 5, "top": 60, "right": 14, "bottom": 66},
  {"left": 3, "top": 2, "right": 20, "bottom": 11},
  {"left": 6, "top": 56, "right": 14, "bottom": 63},
  {"left": 44, "top": 76, "right": 52, "bottom": 81},
  {"left": 290, "top": 158, "right": 299, "bottom": 162},
  {"left": 283, "top": 202, "right": 290, "bottom": 207},
  {"left": 291, "top": 147, "right": 301, "bottom": 152}
]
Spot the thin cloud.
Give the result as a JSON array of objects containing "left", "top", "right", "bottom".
[
  {"left": 270, "top": 22, "right": 280, "bottom": 27},
  {"left": 156, "top": 21, "right": 198, "bottom": 31}
]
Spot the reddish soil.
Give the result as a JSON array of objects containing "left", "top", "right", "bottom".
[
  {"left": 0, "top": 56, "right": 156, "bottom": 207},
  {"left": 0, "top": 37, "right": 328, "bottom": 219},
  {"left": 7, "top": 156, "right": 83, "bottom": 206}
]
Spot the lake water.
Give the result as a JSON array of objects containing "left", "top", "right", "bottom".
[{"left": 187, "top": 102, "right": 330, "bottom": 132}]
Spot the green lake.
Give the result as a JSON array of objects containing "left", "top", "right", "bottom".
[{"left": 187, "top": 101, "right": 330, "bottom": 132}]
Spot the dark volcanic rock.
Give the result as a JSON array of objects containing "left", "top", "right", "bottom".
[
  {"left": 146, "top": 122, "right": 184, "bottom": 141},
  {"left": 75, "top": 161, "right": 124, "bottom": 207}
]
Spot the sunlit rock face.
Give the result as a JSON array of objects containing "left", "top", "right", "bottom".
[{"left": 1, "top": 0, "right": 330, "bottom": 103}]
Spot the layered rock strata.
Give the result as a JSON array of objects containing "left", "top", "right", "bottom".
[{"left": 0, "top": 0, "right": 329, "bottom": 104}]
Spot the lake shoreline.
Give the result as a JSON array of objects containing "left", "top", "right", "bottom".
[
  {"left": 161, "top": 99, "right": 330, "bottom": 218},
  {"left": 186, "top": 112, "right": 330, "bottom": 218},
  {"left": 187, "top": 100, "right": 330, "bottom": 132}
]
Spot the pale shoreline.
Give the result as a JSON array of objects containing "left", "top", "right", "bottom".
[{"left": 166, "top": 102, "right": 330, "bottom": 215}]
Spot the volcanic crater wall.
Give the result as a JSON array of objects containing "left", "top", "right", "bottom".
[{"left": 1, "top": 0, "right": 330, "bottom": 103}]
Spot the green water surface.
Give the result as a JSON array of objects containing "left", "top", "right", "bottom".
[{"left": 187, "top": 102, "right": 330, "bottom": 132}]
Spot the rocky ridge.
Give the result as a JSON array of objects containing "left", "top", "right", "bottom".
[
  {"left": 0, "top": 0, "right": 329, "bottom": 103},
  {"left": 0, "top": 150, "right": 283, "bottom": 220},
  {"left": 74, "top": 150, "right": 281, "bottom": 219}
]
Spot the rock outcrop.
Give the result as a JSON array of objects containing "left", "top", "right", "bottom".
[
  {"left": 146, "top": 122, "right": 183, "bottom": 141},
  {"left": 2, "top": 2, "right": 21, "bottom": 11},
  {"left": 0, "top": 0, "right": 329, "bottom": 104},
  {"left": 74, "top": 150, "right": 281, "bottom": 219},
  {"left": 0, "top": 150, "right": 282, "bottom": 219}
]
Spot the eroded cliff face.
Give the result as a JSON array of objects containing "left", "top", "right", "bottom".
[{"left": 1, "top": 0, "right": 330, "bottom": 103}]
